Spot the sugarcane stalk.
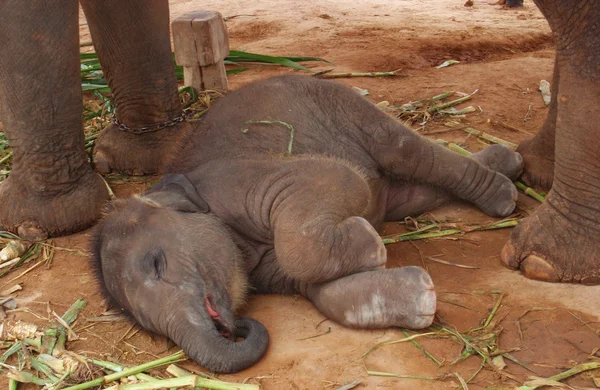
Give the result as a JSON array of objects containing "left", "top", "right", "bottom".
[
  {"left": 106, "top": 375, "right": 260, "bottom": 390},
  {"left": 382, "top": 229, "right": 462, "bottom": 245},
  {"left": 434, "top": 139, "right": 471, "bottom": 157},
  {"left": 381, "top": 219, "right": 519, "bottom": 245},
  {"left": 87, "top": 358, "right": 124, "bottom": 372},
  {"left": 320, "top": 71, "right": 401, "bottom": 78},
  {"left": 166, "top": 364, "right": 195, "bottom": 377},
  {"left": 430, "top": 92, "right": 454, "bottom": 101},
  {"left": 87, "top": 358, "right": 158, "bottom": 383},
  {"left": 438, "top": 106, "right": 476, "bottom": 115},
  {"left": 136, "top": 373, "right": 159, "bottom": 382},
  {"left": 460, "top": 128, "right": 518, "bottom": 149},
  {"left": 61, "top": 351, "right": 185, "bottom": 390},
  {"left": 514, "top": 182, "right": 546, "bottom": 202},
  {"left": 517, "top": 361, "right": 600, "bottom": 390},
  {"left": 428, "top": 95, "right": 473, "bottom": 113},
  {"left": 0, "top": 152, "right": 12, "bottom": 165},
  {"left": 61, "top": 299, "right": 87, "bottom": 325}
]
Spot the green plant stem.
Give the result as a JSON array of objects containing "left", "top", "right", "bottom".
[
  {"left": 0, "top": 342, "right": 20, "bottom": 363},
  {"left": 0, "top": 152, "right": 12, "bottom": 165},
  {"left": 30, "top": 357, "right": 59, "bottom": 382},
  {"left": 88, "top": 359, "right": 158, "bottom": 382},
  {"left": 321, "top": 71, "right": 401, "bottom": 78},
  {"left": 106, "top": 375, "right": 259, "bottom": 390},
  {"left": 242, "top": 120, "right": 295, "bottom": 154},
  {"left": 434, "top": 139, "right": 471, "bottom": 157},
  {"left": 460, "top": 128, "right": 518, "bottom": 149},
  {"left": 136, "top": 373, "right": 159, "bottom": 382},
  {"left": 61, "top": 351, "right": 185, "bottom": 390},
  {"left": 87, "top": 358, "right": 124, "bottom": 372},
  {"left": 367, "top": 371, "right": 438, "bottom": 380},
  {"left": 362, "top": 332, "right": 436, "bottom": 358},
  {"left": 430, "top": 92, "right": 454, "bottom": 101},
  {"left": 517, "top": 361, "right": 600, "bottom": 390},
  {"left": 8, "top": 379, "right": 18, "bottom": 390},
  {"left": 400, "top": 329, "right": 442, "bottom": 367},
  {"left": 61, "top": 299, "right": 87, "bottom": 325},
  {"left": 7, "top": 370, "right": 50, "bottom": 386},
  {"left": 381, "top": 229, "right": 462, "bottom": 244},
  {"left": 428, "top": 95, "right": 473, "bottom": 113},
  {"left": 435, "top": 139, "right": 545, "bottom": 203},
  {"left": 514, "top": 182, "right": 546, "bottom": 202},
  {"left": 166, "top": 364, "right": 195, "bottom": 377}
]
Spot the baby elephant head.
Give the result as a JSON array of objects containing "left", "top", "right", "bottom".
[{"left": 91, "top": 174, "right": 269, "bottom": 373}]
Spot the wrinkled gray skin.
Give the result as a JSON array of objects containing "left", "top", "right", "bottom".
[{"left": 93, "top": 75, "right": 524, "bottom": 373}]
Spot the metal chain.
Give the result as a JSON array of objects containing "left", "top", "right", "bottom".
[{"left": 112, "top": 112, "right": 187, "bottom": 134}]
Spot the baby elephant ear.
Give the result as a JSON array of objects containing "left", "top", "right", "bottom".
[{"left": 145, "top": 173, "right": 209, "bottom": 213}]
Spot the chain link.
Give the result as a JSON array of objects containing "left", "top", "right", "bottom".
[{"left": 112, "top": 112, "right": 187, "bottom": 134}]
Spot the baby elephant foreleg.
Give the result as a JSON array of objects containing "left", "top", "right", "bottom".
[{"left": 305, "top": 266, "right": 436, "bottom": 329}]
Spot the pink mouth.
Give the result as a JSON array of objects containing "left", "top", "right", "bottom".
[{"left": 204, "top": 297, "right": 232, "bottom": 339}]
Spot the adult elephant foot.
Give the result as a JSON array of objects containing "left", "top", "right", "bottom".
[
  {"left": 501, "top": 198, "right": 600, "bottom": 284},
  {"left": 502, "top": 0, "right": 600, "bottom": 285},
  {"left": 81, "top": 0, "right": 184, "bottom": 175},
  {"left": 93, "top": 121, "right": 190, "bottom": 175},
  {"left": 0, "top": 172, "right": 109, "bottom": 240},
  {"left": 516, "top": 56, "right": 558, "bottom": 191}
]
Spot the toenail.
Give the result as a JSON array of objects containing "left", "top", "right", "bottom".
[
  {"left": 521, "top": 255, "right": 560, "bottom": 282},
  {"left": 500, "top": 242, "right": 519, "bottom": 269}
]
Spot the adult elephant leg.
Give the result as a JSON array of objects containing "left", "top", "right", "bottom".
[
  {"left": 516, "top": 56, "right": 558, "bottom": 191},
  {"left": 305, "top": 267, "right": 436, "bottom": 330},
  {"left": 80, "top": 0, "right": 187, "bottom": 175},
  {"left": 0, "top": 0, "right": 109, "bottom": 240},
  {"left": 502, "top": 0, "right": 600, "bottom": 284}
]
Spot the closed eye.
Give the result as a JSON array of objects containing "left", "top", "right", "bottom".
[{"left": 142, "top": 247, "right": 167, "bottom": 279}]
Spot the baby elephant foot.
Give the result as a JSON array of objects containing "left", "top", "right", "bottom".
[
  {"left": 93, "top": 121, "right": 191, "bottom": 175},
  {"left": 516, "top": 137, "right": 555, "bottom": 191},
  {"left": 307, "top": 266, "right": 436, "bottom": 330},
  {"left": 501, "top": 200, "right": 600, "bottom": 284},
  {"left": 471, "top": 144, "right": 524, "bottom": 181}
]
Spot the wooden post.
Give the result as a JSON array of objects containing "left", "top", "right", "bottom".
[{"left": 172, "top": 11, "right": 229, "bottom": 93}]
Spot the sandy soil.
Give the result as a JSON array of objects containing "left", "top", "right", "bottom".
[{"left": 6, "top": 0, "right": 600, "bottom": 389}]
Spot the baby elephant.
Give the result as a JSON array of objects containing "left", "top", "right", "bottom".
[{"left": 92, "top": 75, "right": 523, "bottom": 373}]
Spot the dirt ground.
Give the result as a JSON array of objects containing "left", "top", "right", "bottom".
[{"left": 5, "top": 0, "right": 600, "bottom": 389}]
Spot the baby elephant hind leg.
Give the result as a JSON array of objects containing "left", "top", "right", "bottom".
[
  {"left": 359, "top": 108, "right": 518, "bottom": 217},
  {"left": 306, "top": 267, "right": 436, "bottom": 330}
]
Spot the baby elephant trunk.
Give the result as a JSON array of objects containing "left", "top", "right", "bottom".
[{"left": 171, "top": 310, "right": 269, "bottom": 373}]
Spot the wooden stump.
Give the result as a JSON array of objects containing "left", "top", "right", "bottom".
[{"left": 172, "top": 11, "right": 229, "bottom": 93}]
